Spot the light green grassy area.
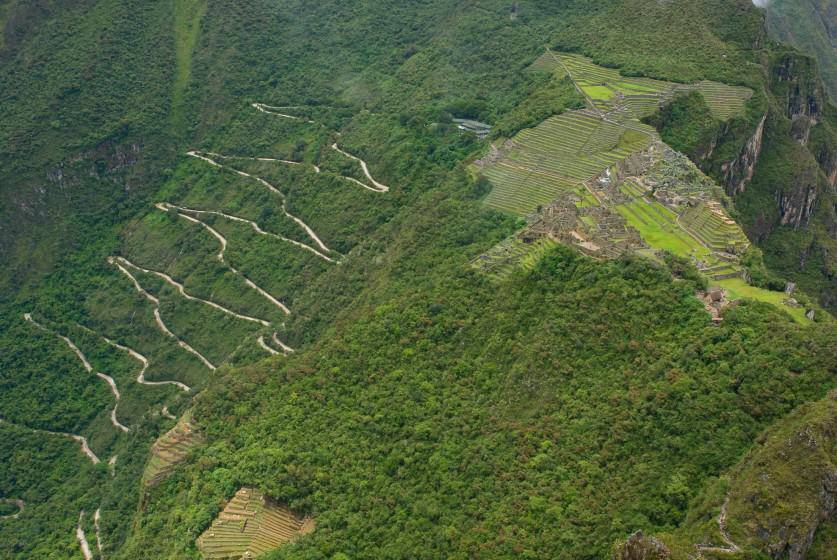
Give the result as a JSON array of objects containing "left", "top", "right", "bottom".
[
  {"left": 617, "top": 203, "right": 709, "bottom": 258},
  {"left": 575, "top": 187, "right": 599, "bottom": 207},
  {"left": 613, "top": 81, "right": 663, "bottom": 93},
  {"left": 717, "top": 278, "right": 808, "bottom": 324},
  {"left": 171, "top": 0, "right": 208, "bottom": 131},
  {"left": 691, "top": 80, "right": 754, "bottom": 121},
  {"left": 581, "top": 85, "right": 615, "bottom": 101},
  {"left": 680, "top": 203, "right": 750, "bottom": 253}
]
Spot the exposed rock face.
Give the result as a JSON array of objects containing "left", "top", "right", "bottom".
[
  {"left": 722, "top": 113, "right": 767, "bottom": 195},
  {"left": 776, "top": 168, "right": 819, "bottom": 229},
  {"left": 613, "top": 531, "right": 671, "bottom": 560},
  {"left": 725, "top": 390, "right": 837, "bottom": 560},
  {"left": 770, "top": 53, "right": 826, "bottom": 145},
  {"left": 45, "top": 140, "right": 142, "bottom": 191}
]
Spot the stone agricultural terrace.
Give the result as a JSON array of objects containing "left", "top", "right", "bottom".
[{"left": 197, "top": 488, "right": 313, "bottom": 559}]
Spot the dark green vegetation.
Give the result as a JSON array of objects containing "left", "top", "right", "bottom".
[
  {"left": 0, "top": 0, "right": 835, "bottom": 559},
  {"left": 644, "top": 92, "right": 719, "bottom": 157},
  {"left": 764, "top": 0, "right": 837, "bottom": 103},
  {"left": 658, "top": 389, "right": 837, "bottom": 560}
]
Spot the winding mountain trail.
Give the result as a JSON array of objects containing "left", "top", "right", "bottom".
[
  {"left": 94, "top": 332, "right": 191, "bottom": 392},
  {"left": 258, "top": 333, "right": 294, "bottom": 356},
  {"left": 77, "top": 511, "right": 93, "bottom": 560},
  {"left": 161, "top": 406, "right": 177, "bottom": 420},
  {"left": 109, "top": 256, "right": 217, "bottom": 371},
  {"left": 696, "top": 498, "right": 742, "bottom": 556},
  {"left": 108, "top": 455, "right": 117, "bottom": 478},
  {"left": 272, "top": 332, "right": 295, "bottom": 355},
  {"left": 157, "top": 202, "right": 337, "bottom": 264},
  {"left": 114, "top": 256, "right": 294, "bottom": 360},
  {"left": 22, "top": 314, "right": 129, "bottom": 433},
  {"left": 94, "top": 508, "right": 105, "bottom": 558},
  {"left": 0, "top": 499, "right": 24, "bottom": 520},
  {"left": 196, "top": 151, "right": 321, "bottom": 174},
  {"left": 187, "top": 150, "right": 331, "bottom": 252},
  {"left": 156, "top": 206, "right": 294, "bottom": 314},
  {"left": 257, "top": 335, "right": 281, "bottom": 356},
  {"left": 330, "top": 143, "right": 390, "bottom": 192},
  {"left": 115, "top": 256, "right": 273, "bottom": 326},
  {"left": 0, "top": 419, "right": 100, "bottom": 464},
  {"left": 251, "top": 102, "right": 317, "bottom": 123}
]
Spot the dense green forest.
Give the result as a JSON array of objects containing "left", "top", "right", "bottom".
[{"left": 0, "top": 1, "right": 835, "bottom": 559}]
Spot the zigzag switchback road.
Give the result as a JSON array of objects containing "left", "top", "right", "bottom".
[
  {"left": 0, "top": 419, "right": 100, "bottom": 465},
  {"left": 108, "top": 256, "right": 217, "bottom": 371},
  {"left": 187, "top": 150, "right": 331, "bottom": 253},
  {"left": 22, "top": 313, "right": 129, "bottom": 433}
]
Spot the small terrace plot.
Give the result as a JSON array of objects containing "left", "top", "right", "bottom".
[
  {"left": 143, "top": 412, "right": 203, "bottom": 487},
  {"left": 197, "top": 488, "right": 313, "bottom": 559}
]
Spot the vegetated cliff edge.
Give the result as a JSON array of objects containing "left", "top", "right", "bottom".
[
  {"left": 651, "top": 42, "right": 837, "bottom": 311},
  {"left": 764, "top": 0, "right": 837, "bottom": 104},
  {"left": 616, "top": 390, "right": 837, "bottom": 560}
]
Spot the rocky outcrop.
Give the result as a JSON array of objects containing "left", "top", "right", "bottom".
[
  {"left": 769, "top": 52, "right": 826, "bottom": 145},
  {"left": 724, "top": 390, "right": 837, "bottom": 560},
  {"left": 722, "top": 112, "right": 767, "bottom": 195},
  {"left": 45, "top": 140, "right": 142, "bottom": 191},
  {"left": 613, "top": 531, "right": 671, "bottom": 560},
  {"left": 776, "top": 169, "right": 819, "bottom": 229},
  {"left": 809, "top": 122, "right": 837, "bottom": 188}
]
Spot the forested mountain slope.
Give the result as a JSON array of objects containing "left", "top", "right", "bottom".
[
  {"left": 0, "top": 1, "right": 834, "bottom": 559},
  {"left": 764, "top": 0, "right": 837, "bottom": 103}
]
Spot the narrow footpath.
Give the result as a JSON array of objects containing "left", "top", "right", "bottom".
[
  {"left": 0, "top": 419, "right": 100, "bottom": 465},
  {"left": 331, "top": 143, "right": 390, "bottom": 192},
  {"left": 696, "top": 498, "right": 742, "bottom": 556},
  {"left": 23, "top": 314, "right": 129, "bottom": 433},
  {"left": 109, "top": 257, "right": 217, "bottom": 371},
  {"left": 76, "top": 511, "right": 93, "bottom": 560}
]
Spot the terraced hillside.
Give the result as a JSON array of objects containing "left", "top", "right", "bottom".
[
  {"left": 143, "top": 412, "right": 203, "bottom": 488},
  {"left": 474, "top": 52, "right": 817, "bottom": 322},
  {"left": 196, "top": 488, "right": 313, "bottom": 559},
  {"left": 477, "top": 110, "right": 655, "bottom": 215},
  {"left": 546, "top": 51, "right": 753, "bottom": 120}
]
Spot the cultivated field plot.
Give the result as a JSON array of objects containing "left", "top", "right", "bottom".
[
  {"left": 472, "top": 237, "right": 558, "bottom": 280},
  {"left": 553, "top": 52, "right": 752, "bottom": 121},
  {"left": 688, "top": 81, "right": 754, "bottom": 121},
  {"left": 143, "top": 412, "right": 203, "bottom": 487},
  {"left": 615, "top": 194, "right": 744, "bottom": 281},
  {"left": 479, "top": 111, "right": 654, "bottom": 215},
  {"left": 196, "top": 488, "right": 314, "bottom": 559},
  {"left": 680, "top": 203, "right": 750, "bottom": 254}
]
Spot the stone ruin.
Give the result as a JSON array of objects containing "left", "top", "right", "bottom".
[
  {"left": 524, "top": 194, "right": 645, "bottom": 259},
  {"left": 698, "top": 286, "right": 741, "bottom": 323}
]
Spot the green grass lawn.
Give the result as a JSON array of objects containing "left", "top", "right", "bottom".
[
  {"left": 717, "top": 278, "right": 809, "bottom": 324},
  {"left": 581, "top": 85, "right": 615, "bottom": 101},
  {"left": 617, "top": 203, "right": 709, "bottom": 258}
]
